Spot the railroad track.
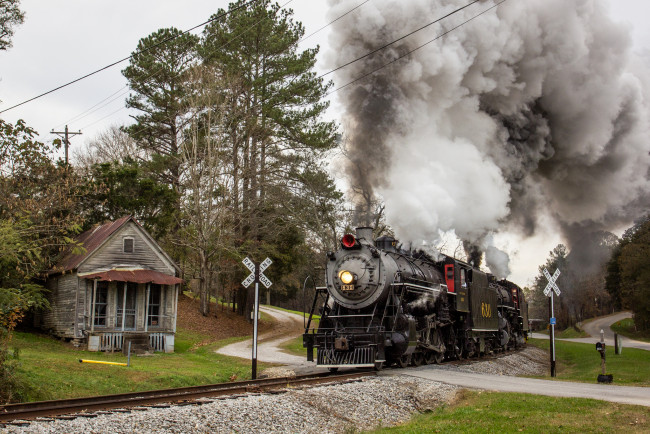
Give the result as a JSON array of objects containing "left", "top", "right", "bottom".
[{"left": 0, "top": 371, "right": 376, "bottom": 424}]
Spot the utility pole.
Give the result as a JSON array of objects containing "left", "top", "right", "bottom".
[{"left": 51, "top": 125, "right": 82, "bottom": 165}]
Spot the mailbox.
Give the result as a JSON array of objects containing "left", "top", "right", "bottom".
[{"left": 596, "top": 342, "right": 605, "bottom": 352}]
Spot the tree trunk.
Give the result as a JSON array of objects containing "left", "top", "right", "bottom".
[{"left": 199, "top": 253, "right": 209, "bottom": 316}]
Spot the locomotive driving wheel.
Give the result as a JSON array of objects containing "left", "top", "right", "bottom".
[
  {"left": 412, "top": 353, "right": 423, "bottom": 366},
  {"left": 397, "top": 355, "right": 410, "bottom": 368},
  {"left": 445, "top": 327, "right": 462, "bottom": 360},
  {"left": 430, "top": 328, "right": 444, "bottom": 364}
]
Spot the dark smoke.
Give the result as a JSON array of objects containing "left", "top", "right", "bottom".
[
  {"left": 327, "top": 0, "right": 650, "bottom": 277},
  {"left": 463, "top": 240, "right": 482, "bottom": 267}
]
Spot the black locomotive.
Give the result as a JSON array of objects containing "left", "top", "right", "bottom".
[{"left": 303, "top": 227, "right": 529, "bottom": 370}]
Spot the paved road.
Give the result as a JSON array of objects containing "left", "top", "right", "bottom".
[
  {"left": 531, "top": 311, "right": 650, "bottom": 351},
  {"left": 390, "top": 367, "right": 650, "bottom": 407}
]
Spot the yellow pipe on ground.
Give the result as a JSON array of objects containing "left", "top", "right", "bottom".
[{"left": 79, "top": 359, "right": 127, "bottom": 366}]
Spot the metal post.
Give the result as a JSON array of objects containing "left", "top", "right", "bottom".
[
  {"left": 127, "top": 341, "right": 132, "bottom": 367},
  {"left": 550, "top": 293, "right": 556, "bottom": 377},
  {"left": 600, "top": 329, "right": 606, "bottom": 375},
  {"left": 252, "top": 279, "right": 260, "bottom": 379}
]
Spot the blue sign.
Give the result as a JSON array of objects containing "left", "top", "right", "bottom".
[{"left": 550, "top": 317, "right": 556, "bottom": 325}]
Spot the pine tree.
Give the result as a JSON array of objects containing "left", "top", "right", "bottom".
[{"left": 122, "top": 27, "right": 199, "bottom": 199}]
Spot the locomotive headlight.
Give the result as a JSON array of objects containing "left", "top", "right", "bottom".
[{"left": 338, "top": 270, "right": 355, "bottom": 284}]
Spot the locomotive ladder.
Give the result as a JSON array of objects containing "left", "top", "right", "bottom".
[{"left": 380, "top": 283, "right": 407, "bottom": 333}]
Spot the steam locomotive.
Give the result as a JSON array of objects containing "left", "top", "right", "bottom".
[{"left": 303, "top": 227, "right": 529, "bottom": 370}]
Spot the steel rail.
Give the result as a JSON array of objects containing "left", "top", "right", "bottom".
[{"left": 0, "top": 371, "right": 376, "bottom": 423}]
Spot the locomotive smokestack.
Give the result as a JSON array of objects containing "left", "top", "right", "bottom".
[{"left": 356, "top": 227, "right": 374, "bottom": 243}]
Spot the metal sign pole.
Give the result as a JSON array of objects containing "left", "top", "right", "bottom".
[
  {"left": 241, "top": 256, "right": 272, "bottom": 381},
  {"left": 252, "top": 279, "right": 260, "bottom": 379},
  {"left": 550, "top": 292, "right": 556, "bottom": 377},
  {"left": 544, "top": 267, "right": 560, "bottom": 378}
]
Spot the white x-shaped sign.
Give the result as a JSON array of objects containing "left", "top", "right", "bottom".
[
  {"left": 242, "top": 257, "right": 273, "bottom": 289},
  {"left": 543, "top": 268, "right": 561, "bottom": 297}
]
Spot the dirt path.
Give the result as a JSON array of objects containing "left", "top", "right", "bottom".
[{"left": 216, "top": 306, "right": 320, "bottom": 373}]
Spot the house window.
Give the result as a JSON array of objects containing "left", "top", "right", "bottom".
[
  {"left": 94, "top": 281, "right": 109, "bottom": 327},
  {"left": 148, "top": 284, "right": 161, "bottom": 327},
  {"left": 123, "top": 237, "right": 134, "bottom": 253}
]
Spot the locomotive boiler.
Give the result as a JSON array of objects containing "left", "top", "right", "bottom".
[{"left": 303, "top": 227, "right": 529, "bottom": 370}]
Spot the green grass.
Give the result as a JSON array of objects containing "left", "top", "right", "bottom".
[
  {"left": 373, "top": 390, "right": 650, "bottom": 433},
  {"left": 9, "top": 329, "right": 268, "bottom": 403},
  {"left": 535, "top": 325, "right": 589, "bottom": 338},
  {"left": 261, "top": 304, "right": 320, "bottom": 321},
  {"left": 612, "top": 318, "right": 650, "bottom": 343},
  {"left": 527, "top": 338, "right": 650, "bottom": 386},
  {"left": 555, "top": 326, "right": 589, "bottom": 338}
]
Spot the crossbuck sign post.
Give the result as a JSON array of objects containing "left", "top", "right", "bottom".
[
  {"left": 242, "top": 257, "right": 272, "bottom": 379},
  {"left": 543, "top": 268, "right": 561, "bottom": 377}
]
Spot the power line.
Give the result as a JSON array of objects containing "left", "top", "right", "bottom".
[
  {"left": 327, "top": 0, "right": 507, "bottom": 96},
  {"left": 78, "top": 0, "right": 300, "bottom": 132},
  {"left": 77, "top": 0, "right": 368, "bottom": 133},
  {"left": 320, "top": 0, "right": 480, "bottom": 79},
  {"left": 0, "top": 0, "right": 263, "bottom": 115},
  {"left": 301, "top": 0, "right": 371, "bottom": 43}
]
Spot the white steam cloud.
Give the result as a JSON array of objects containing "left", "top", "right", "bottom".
[{"left": 327, "top": 0, "right": 650, "bottom": 278}]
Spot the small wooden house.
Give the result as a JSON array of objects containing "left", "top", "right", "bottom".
[{"left": 37, "top": 216, "right": 183, "bottom": 353}]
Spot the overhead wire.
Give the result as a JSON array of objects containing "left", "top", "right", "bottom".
[
  {"left": 77, "top": 0, "right": 302, "bottom": 132},
  {"left": 87, "top": 0, "right": 497, "bottom": 143},
  {"left": 327, "top": 0, "right": 507, "bottom": 96},
  {"left": 319, "top": 0, "right": 480, "bottom": 79},
  {"left": 0, "top": 0, "right": 263, "bottom": 115},
  {"left": 258, "top": 0, "right": 490, "bottom": 107},
  {"left": 80, "top": 0, "right": 370, "bottom": 134},
  {"left": 9, "top": 0, "right": 498, "bottom": 145}
]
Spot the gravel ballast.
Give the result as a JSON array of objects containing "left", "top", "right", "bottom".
[{"left": 5, "top": 347, "right": 546, "bottom": 433}]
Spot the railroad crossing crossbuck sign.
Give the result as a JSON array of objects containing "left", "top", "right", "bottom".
[
  {"left": 242, "top": 257, "right": 273, "bottom": 289},
  {"left": 543, "top": 268, "right": 561, "bottom": 297}
]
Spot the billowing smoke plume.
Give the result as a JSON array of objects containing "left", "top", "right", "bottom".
[{"left": 327, "top": 0, "right": 650, "bottom": 277}]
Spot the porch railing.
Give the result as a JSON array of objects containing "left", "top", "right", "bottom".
[{"left": 94, "top": 332, "right": 170, "bottom": 352}]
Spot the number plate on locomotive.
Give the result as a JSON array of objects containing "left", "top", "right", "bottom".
[{"left": 341, "top": 284, "right": 355, "bottom": 291}]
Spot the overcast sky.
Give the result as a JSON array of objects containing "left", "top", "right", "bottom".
[{"left": 1, "top": 0, "right": 649, "bottom": 285}]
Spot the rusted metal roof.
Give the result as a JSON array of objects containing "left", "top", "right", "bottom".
[
  {"left": 80, "top": 269, "right": 183, "bottom": 285},
  {"left": 57, "top": 215, "right": 133, "bottom": 272}
]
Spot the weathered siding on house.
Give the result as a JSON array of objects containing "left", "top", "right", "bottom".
[
  {"left": 42, "top": 217, "right": 180, "bottom": 351},
  {"left": 40, "top": 274, "right": 78, "bottom": 339},
  {"left": 78, "top": 222, "right": 175, "bottom": 275}
]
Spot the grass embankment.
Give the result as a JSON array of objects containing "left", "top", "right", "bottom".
[
  {"left": 9, "top": 321, "right": 273, "bottom": 403},
  {"left": 527, "top": 338, "right": 650, "bottom": 386},
  {"left": 374, "top": 390, "right": 650, "bottom": 433},
  {"left": 612, "top": 318, "right": 650, "bottom": 343}
]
